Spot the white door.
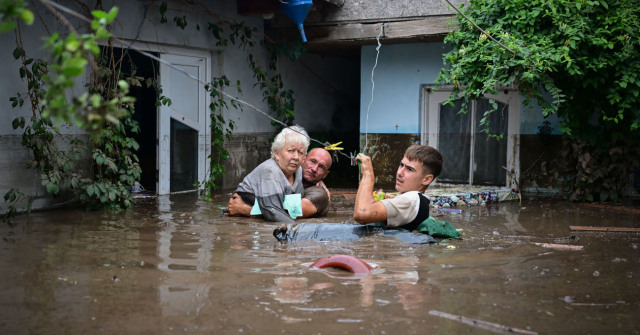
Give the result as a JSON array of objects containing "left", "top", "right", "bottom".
[
  {"left": 421, "top": 87, "right": 520, "bottom": 187},
  {"left": 158, "top": 53, "right": 210, "bottom": 195}
]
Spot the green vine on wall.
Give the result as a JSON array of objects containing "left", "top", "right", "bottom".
[
  {"left": 1, "top": 0, "right": 304, "bottom": 221},
  {"left": 197, "top": 76, "right": 239, "bottom": 200},
  {"left": 3, "top": 6, "right": 142, "bottom": 222},
  {"left": 438, "top": 0, "right": 640, "bottom": 201}
]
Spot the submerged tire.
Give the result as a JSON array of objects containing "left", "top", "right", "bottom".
[{"left": 310, "top": 255, "right": 373, "bottom": 274}]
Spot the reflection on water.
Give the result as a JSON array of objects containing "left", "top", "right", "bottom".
[{"left": 1, "top": 194, "right": 639, "bottom": 334}]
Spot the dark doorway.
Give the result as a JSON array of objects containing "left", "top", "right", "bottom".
[
  {"left": 105, "top": 47, "right": 159, "bottom": 193},
  {"left": 169, "top": 118, "right": 198, "bottom": 192}
]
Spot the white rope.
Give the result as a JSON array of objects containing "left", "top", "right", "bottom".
[{"left": 363, "top": 23, "right": 385, "bottom": 154}]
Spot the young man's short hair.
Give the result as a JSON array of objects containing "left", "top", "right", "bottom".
[{"left": 404, "top": 145, "right": 443, "bottom": 178}]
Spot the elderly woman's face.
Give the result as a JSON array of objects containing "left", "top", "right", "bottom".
[{"left": 274, "top": 137, "right": 306, "bottom": 177}]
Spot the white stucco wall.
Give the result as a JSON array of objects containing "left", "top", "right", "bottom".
[
  {"left": 360, "top": 41, "right": 561, "bottom": 136},
  {"left": 360, "top": 42, "right": 449, "bottom": 134}
]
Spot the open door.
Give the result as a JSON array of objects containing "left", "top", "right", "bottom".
[{"left": 158, "top": 53, "right": 210, "bottom": 195}]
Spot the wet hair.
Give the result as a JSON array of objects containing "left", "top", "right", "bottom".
[
  {"left": 271, "top": 125, "right": 310, "bottom": 159},
  {"left": 404, "top": 145, "right": 443, "bottom": 178}
]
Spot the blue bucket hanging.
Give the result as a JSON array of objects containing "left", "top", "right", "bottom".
[{"left": 279, "top": 0, "right": 313, "bottom": 42}]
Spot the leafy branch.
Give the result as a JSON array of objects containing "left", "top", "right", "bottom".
[
  {"left": 438, "top": 0, "right": 640, "bottom": 201},
  {"left": 3, "top": 5, "right": 142, "bottom": 222}
]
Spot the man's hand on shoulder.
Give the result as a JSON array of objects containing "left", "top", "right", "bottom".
[{"left": 315, "top": 180, "right": 330, "bottom": 200}]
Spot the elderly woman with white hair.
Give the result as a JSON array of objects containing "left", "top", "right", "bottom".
[{"left": 231, "top": 125, "right": 310, "bottom": 222}]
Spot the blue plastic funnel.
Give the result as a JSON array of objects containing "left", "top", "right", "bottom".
[{"left": 279, "top": 0, "right": 313, "bottom": 42}]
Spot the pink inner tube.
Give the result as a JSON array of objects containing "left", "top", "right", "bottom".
[{"left": 310, "top": 254, "right": 373, "bottom": 274}]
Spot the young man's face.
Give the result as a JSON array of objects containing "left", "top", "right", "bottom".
[{"left": 395, "top": 156, "right": 434, "bottom": 193}]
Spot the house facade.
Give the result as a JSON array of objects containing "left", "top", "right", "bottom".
[
  {"left": 0, "top": 0, "right": 360, "bottom": 213},
  {"left": 1, "top": 0, "right": 567, "bottom": 214},
  {"left": 266, "top": 0, "right": 562, "bottom": 192}
]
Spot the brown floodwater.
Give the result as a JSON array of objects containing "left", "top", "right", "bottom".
[{"left": 1, "top": 193, "right": 639, "bottom": 334}]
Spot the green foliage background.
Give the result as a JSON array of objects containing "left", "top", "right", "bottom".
[{"left": 438, "top": 0, "right": 640, "bottom": 201}]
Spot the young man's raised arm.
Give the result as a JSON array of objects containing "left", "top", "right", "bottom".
[{"left": 353, "top": 154, "right": 388, "bottom": 224}]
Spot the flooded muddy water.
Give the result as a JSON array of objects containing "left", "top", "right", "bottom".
[{"left": 1, "top": 193, "right": 639, "bottom": 334}]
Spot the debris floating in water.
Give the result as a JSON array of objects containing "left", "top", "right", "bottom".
[
  {"left": 570, "top": 226, "right": 640, "bottom": 233},
  {"left": 310, "top": 254, "right": 373, "bottom": 274},
  {"left": 532, "top": 243, "right": 584, "bottom": 251},
  {"left": 428, "top": 310, "right": 538, "bottom": 335}
]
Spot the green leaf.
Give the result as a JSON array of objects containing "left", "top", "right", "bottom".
[
  {"left": 91, "top": 10, "right": 107, "bottom": 19},
  {"left": 12, "top": 47, "right": 25, "bottom": 59},
  {"left": 45, "top": 182, "right": 59, "bottom": 195},
  {"left": 65, "top": 40, "right": 80, "bottom": 52},
  {"left": 20, "top": 9, "right": 34, "bottom": 25},
  {"left": 61, "top": 57, "right": 88, "bottom": 77},
  {"left": 0, "top": 21, "right": 17, "bottom": 33},
  {"left": 160, "top": 1, "right": 168, "bottom": 15},
  {"left": 610, "top": 191, "right": 619, "bottom": 202},
  {"left": 106, "top": 7, "right": 119, "bottom": 23},
  {"left": 94, "top": 28, "right": 112, "bottom": 40},
  {"left": 599, "top": 190, "right": 608, "bottom": 202}
]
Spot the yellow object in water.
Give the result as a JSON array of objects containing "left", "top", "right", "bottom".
[
  {"left": 373, "top": 190, "right": 398, "bottom": 201},
  {"left": 373, "top": 190, "right": 386, "bottom": 201}
]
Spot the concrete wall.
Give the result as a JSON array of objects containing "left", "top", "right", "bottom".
[
  {"left": 360, "top": 42, "right": 448, "bottom": 134},
  {"left": 0, "top": 0, "right": 359, "bottom": 213}
]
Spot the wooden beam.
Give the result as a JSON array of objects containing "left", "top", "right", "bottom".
[
  {"left": 383, "top": 16, "right": 456, "bottom": 39},
  {"left": 266, "top": 16, "right": 457, "bottom": 45},
  {"left": 429, "top": 310, "right": 538, "bottom": 335},
  {"left": 532, "top": 242, "right": 584, "bottom": 251},
  {"left": 570, "top": 226, "right": 640, "bottom": 233},
  {"left": 582, "top": 203, "right": 640, "bottom": 214}
]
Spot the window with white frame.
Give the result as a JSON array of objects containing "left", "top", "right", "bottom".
[{"left": 421, "top": 86, "right": 520, "bottom": 187}]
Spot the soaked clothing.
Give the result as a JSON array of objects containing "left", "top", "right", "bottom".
[
  {"left": 303, "top": 185, "right": 329, "bottom": 217},
  {"left": 273, "top": 223, "right": 437, "bottom": 244},
  {"left": 235, "top": 159, "right": 303, "bottom": 223},
  {"left": 380, "top": 191, "right": 431, "bottom": 231}
]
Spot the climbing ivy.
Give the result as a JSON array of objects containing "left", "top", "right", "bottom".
[
  {"left": 438, "top": 0, "right": 640, "bottom": 201},
  {"left": 0, "top": 0, "right": 33, "bottom": 32},
  {"left": 197, "top": 76, "right": 239, "bottom": 200},
  {"left": 3, "top": 6, "right": 141, "bottom": 222},
  {"left": 1, "top": 0, "right": 303, "bottom": 221}
]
